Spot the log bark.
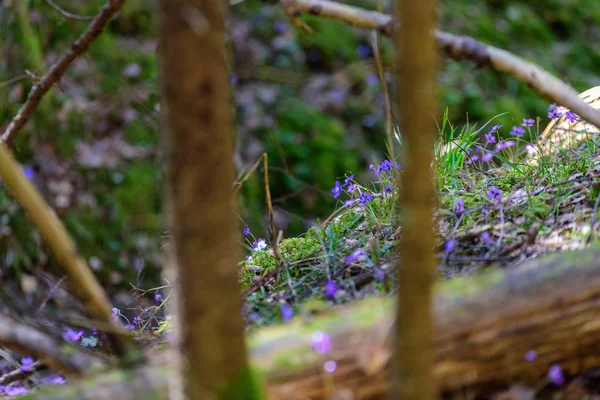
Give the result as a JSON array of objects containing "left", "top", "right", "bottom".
[{"left": 23, "top": 247, "right": 600, "bottom": 399}]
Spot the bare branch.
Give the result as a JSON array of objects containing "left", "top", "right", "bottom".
[
  {"left": 279, "top": 0, "right": 600, "bottom": 129},
  {"left": 0, "top": 361, "right": 44, "bottom": 386},
  {"left": 1, "top": 0, "right": 126, "bottom": 145},
  {"left": 44, "top": 0, "right": 94, "bottom": 21}
]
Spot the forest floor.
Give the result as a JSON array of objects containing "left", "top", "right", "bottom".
[{"left": 240, "top": 114, "right": 600, "bottom": 334}]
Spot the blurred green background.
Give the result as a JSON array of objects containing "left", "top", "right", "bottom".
[{"left": 0, "top": 0, "right": 598, "bottom": 291}]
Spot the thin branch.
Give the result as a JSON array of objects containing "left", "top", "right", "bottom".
[
  {"left": 0, "top": 142, "right": 131, "bottom": 357},
  {"left": 44, "top": 0, "right": 94, "bottom": 21},
  {"left": 0, "top": 315, "right": 103, "bottom": 376},
  {"left": 1, "top": 0, "right": 125, "bottom": 145},
  {"left": 278, "top": 0, "right": 600, "bottom": 129},
  {"left": 0, "top": 360, "right": 44, "bottom": 386}
]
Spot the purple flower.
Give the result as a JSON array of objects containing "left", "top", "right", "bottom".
[
  {"left": 230, "top": 74, "right": 238, "bottom": 86},
  {"left": 565, "top": 111, "right": 579, "bottom": 123},
  {"left": 5, "top": 386, "right": 29, "bottom": 396},
  {"left": 253, "top": 238, "right": 267, "bottom": 251},
  {"left": 125, "top": 324, "right": 135, "bottom": 330},
  {"left": 454, "top": 198, "right": 465, "bottom": 215},
  {"left": 444, "top": 239, "right": 457, "bottom": 253},
  {"left": 359, "top": 192, "right": 374, "bottom": 206},
  {"left": 547, "top": 103, "right": 565, "bottom": 120},
  {"left": 243, "top": 227, "right": 250, "bottom": 236},
  {"left": 489, "top": 124, "right": 502, "bottom": 134},
  {"left": 23, "top": 167, "right": 34, "bottom": 180},
  {"left": 344, "top": 200, "right": 355, "bottom": 207},
  {"left": 465, "top": 155, "right": 479, "bottom": 165},
  {"left": 480, "top": 152, "right": 493, "bottom": 163},
  {"left": 347, "top": 184, "right": 356, "bottom": 193},
  {"left": 374, "top": 267, "right": 385, "bottom": 282},
  {"left": 274, "top": 20, "right": 287, "bottom": 34},
  {"left": 311, "top": 331, "right": 332, "bottom": 355},
  {"left": 62, "top": 328, "right": 84, "bottom": 342},
  {"left": 356, "top": 44, "right": 371, "bottom": 58},
  {"left": 154, "top": 293, "right": 163, "bottom": 303},
  {"left": 484, "top": 132, "right": 497, "bottom": 143},
  {"left": 525, "top": 350, "right": 537, "bottom": 362},
  {"left": 45, "top": 375, "right": 66, "bottom": 385},
  {"left": 331, "top": 181, "right": 343, "bottom": 199},
  {"left": 346, "top": 249, "right": 365, "bottom": 263},
  {"left": 366, "top": 74, "right": 379, "bottom": 86},
  {"left": 280, "top": 304, "right": 294, "bottom": 321},
  {"left": 548, "top": 364, "right": 565, "bottom": 385},
  {"left": 112, "top": 307, "right": 120, "bottom": 321},
  {"left": 344, "top": 174, "right": 354, "bottom": 186},
  {"left": 521, "top": 118, "right": 534, "bottom": 127},
  {"left": 510, "top": 126, "right": 525, "bottom": 137},
  {"left": 133, "top": 316, "right": 141, "bottom": 325},
  {"left": 495, "top": 140, "right": 516, "bottom": 151},
  {"left": 527, "top": 143, "right": 545, "bottom": 157},
  {"left": 20, "top": 357, "right": 34, "bottom": 372},
  {"left": 330, "top": 89, "right": 346, "bottom": 103},
  {"left": 246, "top": 255, "right": 253, "bottom": 261},
  {"left": 480, "top": 231, "right": 494, "bottom": 246},
  {"left": 486, "top": 187, "right": 503, "bottom": 202},
  {"left": 323, "top": 360, "right": 337, "bottom": 373},
  {"left": 362, "top": 114, "right": 377, "bottom": 128},
  {"left": 324, "top": 280, "right": 338, "bottom": 298},
  {"left": 383, "top": 185, "right": 394, "bottom": 194}
]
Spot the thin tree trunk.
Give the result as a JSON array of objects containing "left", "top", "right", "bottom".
[
  {"left": 157, "top": 2, "right": 260, "bottom": 399},
  {"left": 394, "top": 0, "right": 439, "bottom": 399}
]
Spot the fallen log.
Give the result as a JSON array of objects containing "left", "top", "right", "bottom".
[{"left": 23, "top": 246, "right": 600, "bottom": 399}]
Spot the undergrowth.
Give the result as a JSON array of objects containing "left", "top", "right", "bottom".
[{"left": 238, "top": 104, "right": 600, "bottom": 327}]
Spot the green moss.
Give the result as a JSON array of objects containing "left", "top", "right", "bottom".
[{"left": 218, "top": 366, "right": 265, "bottom": 400}]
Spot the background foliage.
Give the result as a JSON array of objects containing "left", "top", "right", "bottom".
[{"left": 0, "top": 0, "right": 599, "bottom": 293}]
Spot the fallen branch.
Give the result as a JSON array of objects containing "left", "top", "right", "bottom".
[
  {"left": 0, "top": 315, "right": 103, "bottom": 377},
  {"left": 278, "top": 0, "right": 600, "bottom": 129},
  {"left": 22, "top": 246, "right": 600, "bottom": 399},
  {"left": 0, "top": 361, "right": 44, "bottom": 386},
  {"left": 0, "top": 142, "right": 131, "bottom": 357},
  {"left": 1, "top": 0, "right": 125, "bottom": 145}
]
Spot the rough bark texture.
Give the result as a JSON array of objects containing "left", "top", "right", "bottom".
[
  {"left": 23, "top": 247, "right": 600, "bottom": 399},
  {"left": 394, "top": 0, "right": 439, "bottom": 399},
  {"left": 157, "top": 1, "right": 258, "bottom": 399}
]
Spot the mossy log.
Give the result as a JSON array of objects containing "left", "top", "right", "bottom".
[{"left": 24, "top": 247, "right": 600, "bottom": 399}]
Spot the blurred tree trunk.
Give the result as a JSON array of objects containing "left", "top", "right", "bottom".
[
  {"left": 157, "top": 1, "right": 260, "bottom": 399},
  {"left": 394, "top": 0, "right": 439, "bottom": 399}
]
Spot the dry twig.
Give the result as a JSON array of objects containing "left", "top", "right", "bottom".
[{"left": 0, "top": 360, "right": 44, "bottom": 386}]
